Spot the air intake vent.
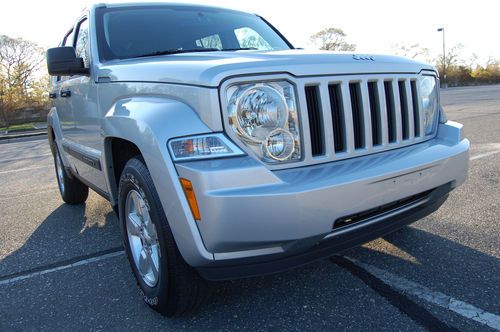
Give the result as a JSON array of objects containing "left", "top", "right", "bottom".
[
  {"left": 384, "top": 81, "right": 397, "bottom": 143},
  {"left": 328, "top": 84, "right": 346, "bottom": 152},
  {"left": 349, "top": 83, "right": 364, "bottom": 149},
  {"left": 410, "top": 80, "right": 420, "bottom": 137},
  {"left": 398, "top": 81, "right": 410, "bottom": 140},
  {"left": 367, "top": 82, "right": 381, "bottom": 146},
  {"left": 305, "top": 85, "right": 324, "bottom": 156}
]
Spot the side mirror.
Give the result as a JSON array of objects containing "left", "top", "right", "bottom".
[{"left": 46, "top": 47, "right": 89, "bottom": 76}]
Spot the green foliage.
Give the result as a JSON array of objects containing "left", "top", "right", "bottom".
[{"left": 435, "top": 44, "right": 500, "bottom": 87}]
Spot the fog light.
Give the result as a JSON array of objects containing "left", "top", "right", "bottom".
[{"left": 262, "top": 128, "right": 295, "bottom": 161}]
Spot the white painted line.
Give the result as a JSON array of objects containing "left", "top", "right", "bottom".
[
  {"left": 0, "top": 250, "right": 125, "bottom": 286},
  {"left": 470, "top": 150, "right": 500, "bottom": 161},
  {"left": 0, "top": 153, "right": 52, "bottom": 163},
  {"left": 347, "top": 257, "right": 500, "bottom": 331},
  {"left": 0, "top": 165, "right": 52, "bottom": 175}
]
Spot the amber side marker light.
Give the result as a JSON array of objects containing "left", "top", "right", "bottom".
[{"left": 179, "top": 178, "right": 201, "bottom": 221}]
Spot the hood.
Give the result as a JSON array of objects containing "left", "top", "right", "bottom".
[{"left": 96, "top": 49, "right": 435, "bottom": 87}]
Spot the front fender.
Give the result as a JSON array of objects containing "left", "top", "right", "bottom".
[
  {"left": 102, "top": 97, "right": 214, "bottom": 265},
  {"left": 47, "top": 107, "right": 71, "bottom": 167}
]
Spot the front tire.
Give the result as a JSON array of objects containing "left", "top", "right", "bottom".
[
  {"left": 118, "top": 157, "right": 210, "bottom": 316},
  {"left": 52, "top": 144, "right": 89, "bottom": 204}
]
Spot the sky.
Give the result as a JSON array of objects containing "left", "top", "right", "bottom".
[{"left": 1, "top": 0, "right": 499, "bottom": 65}]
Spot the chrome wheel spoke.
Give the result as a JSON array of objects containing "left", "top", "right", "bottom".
[
  {"left": 148, "top": 247, "right": 159, "bottom": 282},
  {"left": 55, "top": 154, "right": 65, "bottom": 193},
  {"left": 143, "top": 214, "right": 157, "bottom": 240},
  {"left": 127, "top": 213, "right": 142, "bottom": 237},
  {"left": 138, "top": 248, "right": 150, "bottom": 276},
  {"left": 133, "top": 194, "right": 144, "bottom": 219}
]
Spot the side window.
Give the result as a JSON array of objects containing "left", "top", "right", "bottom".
[
  {"left": 62, "top": 29, "right": 74, "bottom": 47},
  {"left": 234, "top": 27, "right": 272, "bottom": 50},
  {"left": 195, "top": 34, "right": 223, "bottom": 50},
  {"left": 75, "top": 19, "right": 90, "bottom": 68},
  {"left": 58, "top": 29, "right": 74, "bottom": 82}
]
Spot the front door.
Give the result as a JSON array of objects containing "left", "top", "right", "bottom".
[{"left": 61, "top": 17, "right": 108, "bottom": 195}]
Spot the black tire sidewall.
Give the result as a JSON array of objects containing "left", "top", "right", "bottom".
[
  {"left": 53, "top": 144, "right": 66, "bottom": 198},
  {"left": 51, "top": 143, "right": 88, "bottom": 204},
  {"left": 118, "top": 159, "right": 170, "bottom": 309}
]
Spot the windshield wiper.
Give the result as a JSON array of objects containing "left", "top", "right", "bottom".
[
  {"left": 220, "top": 47, "right": 259, "bottom": 51},
  {"left": 131, "top": 48, "right": 221, "bottom": 58},
  {"left": 131, "top": 47, "right": 260, "bottom": 59}
]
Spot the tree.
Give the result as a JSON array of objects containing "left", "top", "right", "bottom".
[
  {"left": 390, "top": 42, "right": 430, "bottom": 61},
  {"left": 0, "top": 35, "right": 47, "bottom": 126},
  {"left": 310, "top": 28, "right": 356, "bottom": 51},
  {"left": 435, "top": 43, "right": 464, "bottom": 78},
  {"left": 434, "top": 44, "right": 470, "bottom": 87}
]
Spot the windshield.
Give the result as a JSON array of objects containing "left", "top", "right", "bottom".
[{"left": 95, "top": 6, "right": 292, "bottom": 61}]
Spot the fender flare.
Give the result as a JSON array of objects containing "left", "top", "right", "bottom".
[{"left": 102, "top": 96, "right": 215, "bottom": 265}]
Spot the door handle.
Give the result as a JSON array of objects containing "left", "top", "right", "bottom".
[
  {"left": 60, "top": 90, "right": 71, "bottom": 98},
  {"left": 49, "top": 92, "right": 57, "bottom": 99}
]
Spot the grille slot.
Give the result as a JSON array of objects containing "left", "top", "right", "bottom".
[
  {"left": 328, "top": 84, "right": 346, "bottom": 152},
  {"left": 349, "top": 83, "right": 365, "bottom": 149},
  {"left": 384, "top": 81, "right": 397, "bottom": 143},
  {"left": 367, "top": 82, "right": 381, "bottom": 146},
  {"left": 410, "top": 80, "right": 420, "bottom": 137},
  {"left": 398, "top": 80, "right": 410, "bottom": 140},
  {"left": 305, "top": 85, "right": 324, "bottom": 156}
]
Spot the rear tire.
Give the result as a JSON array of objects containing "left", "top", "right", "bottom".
[
  {"left": 118, "top": 157, "right": 211, "bottom": 317},
  {"left": 52, "top": 144, "right": 89, "bottom": 204}
]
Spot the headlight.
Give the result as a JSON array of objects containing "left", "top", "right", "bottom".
[
  {"left": 419, "top": 76, "right": 439, "bottom": 135},
  {"left": 168, "top": 133, "right": 245, "bottom": 161},
  {"left": 226, "top": 82, "right": 301, "bottom": 163}
]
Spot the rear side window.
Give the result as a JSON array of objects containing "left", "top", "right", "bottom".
[
  {"left": 235, "top": 27, "right": 272, "bottom": 50},
  {"left": 75, "top": 18, "right": 90, "bottom": 68}
]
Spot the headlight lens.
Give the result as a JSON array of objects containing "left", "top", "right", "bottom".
[
  {"left": 227, "top": 82, "right": 301, "bottom": 163},
  {"left": 420, "top": 76, "right": 439, "bottom": 135}
]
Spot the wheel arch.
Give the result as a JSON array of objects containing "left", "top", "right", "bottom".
[{"left": 101, "top": 96, "right": 215, "bottom": 265}]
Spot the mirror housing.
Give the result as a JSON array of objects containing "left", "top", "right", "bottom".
[{"left": 46, "top": 47, "right": 89, "bottom": 76}]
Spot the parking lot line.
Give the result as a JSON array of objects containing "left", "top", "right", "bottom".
[
  {"left": 0, "top": 153, "right": 52, "bottom": 164},
  {"left": 346, "top": 257, "right": 500, "bottom": 331},
  {"left": 0, "top": 165, "right": 52, "bottom": 175},
  {"left": 0, "top": 249, "right": 125, "bottom": 286},
  {"left": 470, "top": 149, "right": 500, "bottom": 161}
]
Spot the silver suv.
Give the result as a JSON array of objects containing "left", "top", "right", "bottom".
[{"left": 46, "top": 3, "right": 469, "bottom": 316}]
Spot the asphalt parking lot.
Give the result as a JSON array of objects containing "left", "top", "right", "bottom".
[{"left": 1, "top": 85, "right": 499, "bottom": 331}]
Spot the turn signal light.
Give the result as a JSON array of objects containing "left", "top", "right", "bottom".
[{"left": 179, "top": 178, "right": 201, "bottom": 221}]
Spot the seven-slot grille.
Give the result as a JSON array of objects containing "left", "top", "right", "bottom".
[{"left": 302, "top": 75, "right": 425, "bottom": 161}]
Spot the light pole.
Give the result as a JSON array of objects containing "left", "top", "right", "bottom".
[{"left": 437, "top": 27, "right": 446, "bottom": 88}]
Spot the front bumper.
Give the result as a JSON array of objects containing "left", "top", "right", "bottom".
[
  {"left": 174, "top": 121, "right": 469, "bottom": 275},
  {"left": 197, "top": 182, "right": 452, "bottom": 280}
]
